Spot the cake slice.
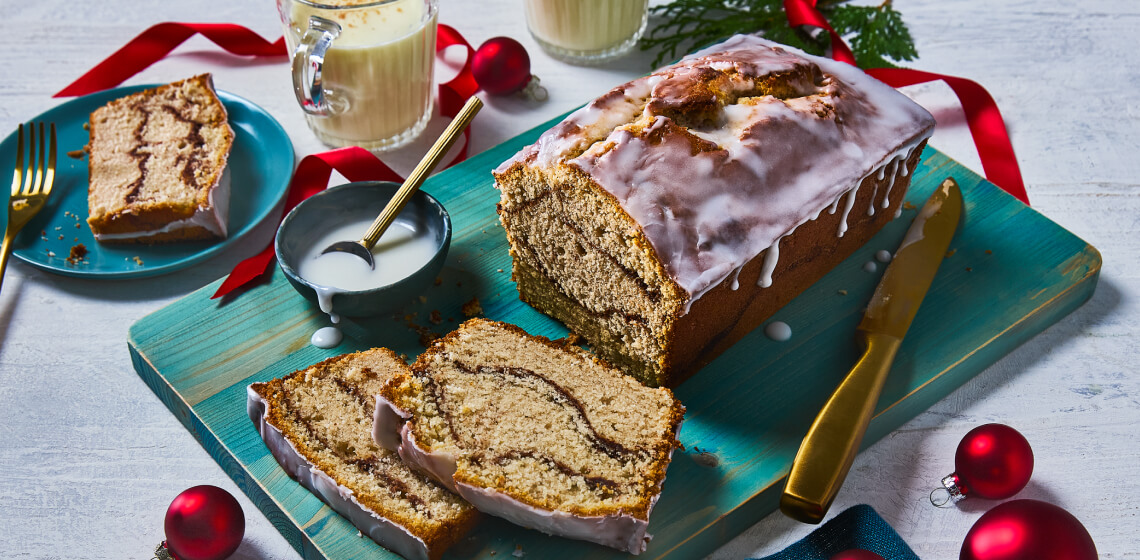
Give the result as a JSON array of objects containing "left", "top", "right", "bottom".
[
  {"left": 86, "top": 73, "right": 234, "bottom": 243},
  {"left": 247, "top": 349, "right": 479, "bottom": 560},
  {"left": 373, "top": 319, "right": 685, "bottom": 554}
]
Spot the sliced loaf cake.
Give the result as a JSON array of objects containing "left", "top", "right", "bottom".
[
  {"left": 87, "top": 73, "right": 233, "bottom": 243},
  {"left": 373, "top": 319, "right": 685, "bottom": 554},
  {"left": 248, "top": 348, "right": 479, "bottom": 560}
]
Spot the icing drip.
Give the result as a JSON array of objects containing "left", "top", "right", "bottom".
[
  {"left": 882, "top": 156, "right": 902, "bottom": 209},
  {"left": 729, "top": 265, "right": 744, "bottom": 291},
  {"left": 758, "top": 238, "right": 781, "bottom": 288},
  {"left": 837, "top": 184, "right": 859, "bottom": 238}
]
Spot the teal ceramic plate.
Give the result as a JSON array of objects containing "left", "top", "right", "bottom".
[{"left": 0, "top": 85, "right": 293, "bottom": 278}]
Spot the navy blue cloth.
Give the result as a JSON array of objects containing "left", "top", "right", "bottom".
[{"left": 752, "top": 505, "right": 921, "bottom": 560}]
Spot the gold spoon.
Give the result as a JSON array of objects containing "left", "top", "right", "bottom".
[{"left": 322, "top": 96, "right": 482, "bottom": 268}]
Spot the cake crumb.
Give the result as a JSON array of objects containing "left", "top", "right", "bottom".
[
  {"left": 132, "top": 256, "right": 144, "bottom": 266},
  {"left": 693, "top": 450, "right": 719, "bottom": 468},
  {"left": 461, "top": 297, "right": 483, "bottom": 317},
  {"left": 903, "top": 201, "right": 916, "bottom": 210},
  {"left": 403, "top": 314, "right": 440, "bottom": 347},
  {"left": 837, "top": 289, "right": 848, "bottom": 296},
  {"left": 434, "top": 276, "right": 442, "bottom": 286},
  {"left": 513, "top": 545, "right": 525, "bottom": 558},
  {"left": 67, "top": 148, "right": 87, "bottom": 159},
  {"left": 556, "top": 332, "right": 583, "bottom": 347},
  {"left": 66, "top": 244, "right": 88, "bottom": 265},
  {"left": 945, "top": 248, "right": 957, "bottom": 258},
  {"left": 417, "top": 328, "right": 439, "bottom": 347},
  {"left": 965, "top": 267, "right": 973, "bottom": 272},
  {"left": 985, "top": 249, "right": 993, "bottom": 255},
  {"left": 497, "top": 268, "right": 504, "bottom": 273},
  {"left": 418, "top": 295, "right": 427, "bottom": 304},
  {"left": 46, "top": 250, "right": 56, "bottom": 257},
  {"left": 429, "top": 310, "right": 443, "bottom": 325}
]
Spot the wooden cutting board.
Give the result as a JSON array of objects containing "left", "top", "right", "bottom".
[{"left": 128, "top": 123, "right": 1100, "bottom": 559}]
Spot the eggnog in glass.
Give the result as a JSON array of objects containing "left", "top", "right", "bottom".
[
  {"left": 279, "top": 0, "right": 438, "bottom": 150},
  {"left": 523, "top": 0, "right": 649, "bottom": 64}
]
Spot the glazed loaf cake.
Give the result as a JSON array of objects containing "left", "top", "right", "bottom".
[
  {"left": 493, "top": 35, "right": 936, "bottom": 387},
  {"left": 87, "top": 73, "right": 233, "bottom": 243},
  {"left": 247, "top": 348, "right": 479, "bottom": 560},
  {"left": 373, "top": 319, "right": 685, "bottom": 554}
]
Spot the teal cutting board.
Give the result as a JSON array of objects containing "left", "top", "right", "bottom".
[{"left": 128, "top": 121, "right": 1100, "bottom": 559}]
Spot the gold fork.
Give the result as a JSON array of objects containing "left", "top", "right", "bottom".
[{"left": 1, "top": 122, "right": 57, "bottom": 292}]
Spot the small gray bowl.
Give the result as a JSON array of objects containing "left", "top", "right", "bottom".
[{"left": 275, "top": 181, "right": 451, "bottom": 317}]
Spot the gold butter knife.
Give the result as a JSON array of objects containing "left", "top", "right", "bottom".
[{"left": 780, "top": 177, "right": 964, "bottom": 524}]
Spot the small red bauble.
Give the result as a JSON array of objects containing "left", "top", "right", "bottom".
[
  {"left": 939, "top": 424, "right": 1033, "bottom": 502},
  {"left": 830, "top": 549, "right": 886, "bottom": 560},
  {"left": 472, "top": 37, "right": 546, "bottom": 99},
  {"left": 161, "top": 485, "right": 245, "bottom": 560},
  {"left": 960, "top": 499, "right": 1097, "bottom": 560}
]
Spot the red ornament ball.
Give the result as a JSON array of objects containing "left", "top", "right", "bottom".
[
  {"left": 960, "top": 499, "right": 1097, "bottom": 560},
  {"left": 472, "top": 37, "right": 533, "bottom": 95},
  {"left": 953, "top": 423, "right": 1034, "bottom": 500},
  {"left": 164, "top": 485, "right": 245, "bottom": 560},
  {"left": 830, "top": 549, "right": 886, "bottom": 560}
]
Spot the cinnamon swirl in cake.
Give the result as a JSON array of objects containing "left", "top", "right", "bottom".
[
  {"left": 248, "top": 348, "right": 479, "bottom": 560},
  {"left": 493, "top": 35, "right": 936, "bottom": 386},
  {"left": 373, "top": 318, "right": 684, "bottom": 554},
  {"left": 86, "top": 74, "right": 233, "bottom": 243}
]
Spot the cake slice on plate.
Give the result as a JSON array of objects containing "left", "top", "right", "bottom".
[
  {"left": 373, "top": 318, "right": 685, "bottom": 554},
  {"left": 248, "top": 348, "right": 479, "bottom": 560},
  {"left": 86, "top": 73, "right": 234, "bottom": 243}
]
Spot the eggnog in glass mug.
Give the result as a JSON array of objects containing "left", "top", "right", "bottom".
[
  {"left": 278, "top": 0, "right": 438, "bottom": 150},
  {"left": 523, "top": 0, "right": 649, "bottom": 64}
]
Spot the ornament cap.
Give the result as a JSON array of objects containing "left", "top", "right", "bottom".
[
  {"left": 153, "top": 542, "right": 176, "bottom": 560},
  {"left": 930, "top": 473, "right": 966, "bottom": 507},
  {"left": 522, "top": 75, "right": 548, "bottom": 102}
]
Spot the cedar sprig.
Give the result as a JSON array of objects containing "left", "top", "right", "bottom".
[{"left": 640, "top": 0, "right": 917, "bottom": 69}]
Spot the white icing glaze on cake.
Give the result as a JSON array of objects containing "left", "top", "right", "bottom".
[
  {"left": 372, "top": 392, "right": 676, "bottom": 555},
  {"left": 495, "top": 35, "right": 935, "bottom": 309},
  {"left": 247, "top": 386, "right": 433, "bottom": 560}
]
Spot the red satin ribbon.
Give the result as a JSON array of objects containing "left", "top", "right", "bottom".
[
  {"left": 865, "top": 68, "right": 1027, "bottom": 204},
  {"left": 783, "top": 0, "right": 856, "bottom": 65},
  {"left": 54, "top": 23, "right": 285, "bottom": 97},
  {"left": 783, "top": 0, "right": 1028, "bottom": 204}
]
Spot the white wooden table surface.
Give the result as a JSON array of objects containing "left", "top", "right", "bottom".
[{"left": 2, "top": 1, "right": 1137, "bottom": 558}]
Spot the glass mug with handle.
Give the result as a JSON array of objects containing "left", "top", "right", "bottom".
[
  {"left": 523, "top": 0, "right": 649, "bottom": 64},
  {"left": 279, "top": 0, "right": 438, "bottom": 150}
]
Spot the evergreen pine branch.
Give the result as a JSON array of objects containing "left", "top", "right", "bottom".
[{"left": 640, "top": 0, "right": 917, "bottom": 68}]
